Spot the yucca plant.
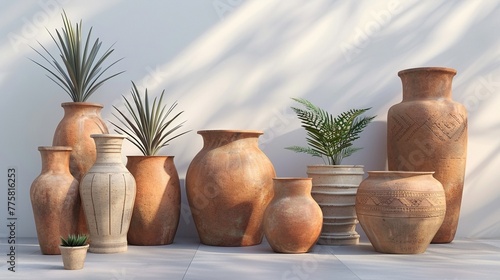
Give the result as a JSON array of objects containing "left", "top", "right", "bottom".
[
  {"left": 110, "top": 81, "right": 190, "bottom": 156},
  {"left": 60, "top": 234, "right": 88, "bottom": 247},
  {"left": 286, "top": 98, "right": 375, "bottom": 165},
  {"left": 30, "top": 11, "right": 123, "bottom": 102}
]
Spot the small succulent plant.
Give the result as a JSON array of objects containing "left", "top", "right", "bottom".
[{"left": 60, "top": 234, "right": 88, "bottom": 247}]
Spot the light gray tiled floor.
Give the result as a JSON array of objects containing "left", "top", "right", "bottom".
[{"left": 1, "top": 237, "right": 500, "bottom": 279}]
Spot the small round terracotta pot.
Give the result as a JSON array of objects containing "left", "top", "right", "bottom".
[{"left": 263, "top": 178, "right": 323, "bottom": 253}]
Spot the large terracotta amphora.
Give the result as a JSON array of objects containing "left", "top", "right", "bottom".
[{"left": 186, "top": 130, "right": 275, "bottom": 246}]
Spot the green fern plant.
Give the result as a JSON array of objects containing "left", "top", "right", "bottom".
[
  {"left": 30, "top": 11, "right": 123, "bottom": 102},
  {"left": 110, "top": 81, "right": 190, "bottom": 156},
  {"left": 286, "top": 98, "right": 375, "bottom": 165},
  {"left": 60, "top": 234, "right": 88, "bottom": 247}
]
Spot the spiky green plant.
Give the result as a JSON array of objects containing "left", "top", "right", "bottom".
[
  {"left": 30, "top": 11, "right": 123, "bottom": 102},
  {"left": 60, "top": 234, "right": 88, "bottom": 247},
  {"left": 286, "top": 98, "right": 375, "bottom": 165},
  {"left": 110, "top": 81, "right": 190, "bottom": 156}
]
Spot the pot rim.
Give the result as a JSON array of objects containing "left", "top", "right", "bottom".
[
  {"left": 59, "top": 244, "right": 90, "bottom": 249},
  {"left": 126, "top": 155, "right": 174, "bottom": 158},
  {"left": 272, "top": 177, "right": 312, "bottom": 181},
  {"left": 90, "top": 133, "right": 127, "bottom": 139},
  {"left": 197, "top": 129, "right": 263, "bottom": 135},
  {"left": 398, "top": 67, "right": 457, "bottom": 76},
  {"left": 38, "top": 146, "right": 72, "bottom": 151},
  {"left": 307, "top": 164, "right": 364, "bottom": 168},
  {"left": 61, "top": 102, "right": 104, "bottom": 108},
  {"left": 367, "top": 170, "right": 435, "bottom": 175}
]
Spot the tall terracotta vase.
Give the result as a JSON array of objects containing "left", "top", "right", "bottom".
[
  {"left": 355, "top": 171, "right": 446, "bottom": 254},
  {"left": 52, "top": 102, "right": 109, "bottom": 234},
  {"left": 387, "top": 67, "right": 467, "bottom": 243},
  {"left": 307, "top": 165, "right": 363, "bottom": 245},
  {"left": 126, "top": 156, "right": 181, "bottom": 245},
  {"left": 30, "top": 146, "right": 79, "bottom": 255},
  {"left": 80, "top": 134, "right": 136, "bottom": 253},
  {"left": 263, "top": 178, "right": 322, "bottom": 253},
  {"left": 186, "top": 130, "right": 276, "bottom": 246}
]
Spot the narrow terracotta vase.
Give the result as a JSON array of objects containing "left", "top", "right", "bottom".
[
  {"left": 52, "top": 102, "right": 109, "bottom": 235},
  {"left": 127, "top": 156, "right": 181, "bottom": 245},
  {"left": 307, "top": 165, "right": 364, "bottom": 245},
  {"left": 263, "top": 178, "right": 322, "bottom": 253},
  {"left": 387, "top": 67, "right": 467, "bottom": 243},
  {"left": 186, "top": 130, "right": 276, "bottom": 246},
  {"left": 355, "top": 171, "right": 446, "bottom": 254},
  {"left": 30, "top": 146, "right": 80, "bottom": 255},
  {"left": 80, "top": 134, "right": 136, "bottom": 253}
]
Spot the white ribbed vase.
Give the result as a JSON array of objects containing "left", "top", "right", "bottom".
[
  {"left": 307, "top": 165, "right": 364, "bottom": 245},
  {"left": 80, "top": 134, "right": 136, "bottom": 253}
]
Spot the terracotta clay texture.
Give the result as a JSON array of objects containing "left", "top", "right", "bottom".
[
  {"left": 127, "top": 156, "right": 181, "bottom": 245},
  {"left": 186, "top": 130, "right": 275, "bottom": 246},
  {"left": 30, "top": 146, "right": 80, "bottom": 255},
  {"left": 263, "top": 178, "right": 323, "bottom": 253},
  {"left": 80, "top": 134, "right": 136, "bottom": 253},
  {"left": 356, "top": 171, "right": 446, "bottom": 254},
  {"left": 59, "top": 244, "right": 89, "bottom": 270},
  {"left": 387, "top": 67, "right": 467, "bottom": 243},
  {"left": 52, "top": 102, "right": 109, "bottom": 234},
  {"left": 308, "top": 165, "right": 364, "bottom": 245}
]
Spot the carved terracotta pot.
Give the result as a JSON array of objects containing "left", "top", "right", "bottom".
[
  {"left": 356, "top": 171, "right": 446, "bottom": 254},
  {"left": 127, "top": 156, "right": 180, "bottom": 245},
  {"left": 263, "top": 178, "right": 322, "bottom": 253},
  {"left": 186, "top": 130, "right": 275, "bottom": 246},
  {"left": 52, "top": 102, "right": 109, "bottom": 234},
  {"left": 80, "top": 134, "right": 136, "bottom": 253},
  {"left": 307, "top": 165, "right": 364, "bottom": 245},
  {"left": 30, "top": 146, "right": 79, "bottom": 255},
  {"left": 387, "top": 67, "right": 467, "bottom": 243}
]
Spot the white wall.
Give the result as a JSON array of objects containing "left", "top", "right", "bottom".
[{"left": 1, "top": 0, "right": 499, "bottom": 240}]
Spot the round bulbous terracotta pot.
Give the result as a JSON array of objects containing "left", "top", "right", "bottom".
[
  {"left": 127, "top": 156, "right": 181, "bottom": 245},
  {"left": 387, "top": 67, "right": 467, "bottom": 243},
  {"left": 30, "top": 146, "right": 80, "bottom": 255},
  {"left": 185, "top": 130, "right": 276, "bottom": 246},
  {"left": 80, "top": 134, "right": 136, "bottom": 253},
  {"left": 263, "top": 178, "right": 323, "bottom": 253},
  {"left": 52, "top": 102, "right": 109, "bottom": 235},
  {"left": 355, "top": 171, "right": 446, "bottom": 254}
]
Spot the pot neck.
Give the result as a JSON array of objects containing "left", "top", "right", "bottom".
[
  {"left": 91, "top": 134, "right": 125, "bottom": 164},
  {"left": 273, "top": 178, "right": 312, "bottom": 197},
  {"left": 199, "top": 130, "right": 262, "bottom": 149},
  {"left": 398, "top": 68, "right": 456, "bottom": 101},
  {"left": 38, "top": 147, "right": 72, "bottom": 174}
]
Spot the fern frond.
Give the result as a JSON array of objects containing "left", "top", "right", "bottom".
[{"left": 287, "top": 98, "right": 375, "bottom": 165}]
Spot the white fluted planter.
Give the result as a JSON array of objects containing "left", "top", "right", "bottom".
[
  {"left": 307, "top": 165, "right": 364, "bottom": 245},
  {"left": 80, "top": 134, "right": 136, "bottom": 253}
]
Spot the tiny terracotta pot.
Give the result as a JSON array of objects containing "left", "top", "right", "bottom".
[
  {"left": 263, "top": 178, "right": 323, "bottom": 253},
  {"left": 59, "top": 244, "right": 89, "bottom": 270},
  {"left": 356, "top": 171, "right": 446, "bottom": 254},
  {"left": 127, "top": 156, "right": 181, "bottom": 245}
]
